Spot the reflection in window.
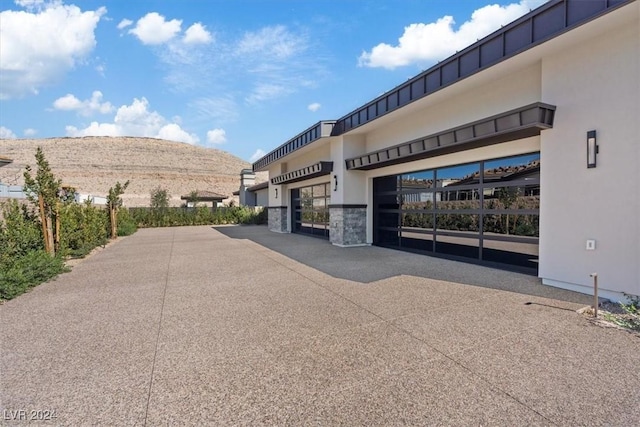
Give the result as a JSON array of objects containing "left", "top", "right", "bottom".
[
  {"left": 402, "top": 213, "right": 434, "bottom": 229},
  {"left": 484, "top": 186, "right": 540, "bottom": 210},
  {"left": 436, "top": 214, "right": 480, "bottom": 232},
  {"left": 436, "top": 163, "right": 479, "bottom": 187},
  {"left": 373, "top": 153, "right": 540, "bottom": 270},
  {"left": 483, "top": 153, "right": 540, "bottom": 184},
  {"left": 483, "top": 214, "right": 539, "bottom": 237},
  {"left": 401, "top": 171, "right": 434, "bottom": 190}
]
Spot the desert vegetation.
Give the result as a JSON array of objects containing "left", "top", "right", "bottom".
[{"left": 0, "top": 149, "right": 265, "bottom": 301}]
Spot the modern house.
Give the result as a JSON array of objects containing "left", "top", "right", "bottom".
[
  {"left": 234, "top": 169, "right": 269, "bottom": 207},
  {"left": 252, "top": 0, "right": 639, "bottom": 301},
  {"left": 180, "top": 191, "right": 227, "bottom": 207}
]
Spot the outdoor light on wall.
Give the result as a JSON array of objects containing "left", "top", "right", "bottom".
[
  {"left": 274, "top": 188, "right": 278, "bottom": 199},
  {"left": 333, "top": 175, "right": 338, "bottom": 191},
  {"left": 587, "top": 130, "right": 598, "bottom": 168}
]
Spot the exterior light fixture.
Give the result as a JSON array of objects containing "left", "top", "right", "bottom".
[
  {"left": 587, "top": 130, "right": 598, "bottom": 168},
  {"left": 333, "top": 175, "right": 338, "bottom": 191},
  {"left": 274, "top": 188, "right": 278, "bottom": 199}
]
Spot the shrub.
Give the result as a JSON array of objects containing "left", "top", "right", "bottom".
[
  {"left": 0, "top": 250, "right": 68, "bottom": 300},
  {"left": 117, "top": 208, "right": 138, "bottom": 236},
  {"left": 59, "top": 201, "right": 109, "bottom": 258},
  {"left": 128, "top": 206, "right": 266, "bottom": 228},
  {"left": 0, "top": 200, "right": 43, "bottom": 263}
]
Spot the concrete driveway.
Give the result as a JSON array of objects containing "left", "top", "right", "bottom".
[{"left": 1, "top": 225, "right": 638, "bottom": 426}]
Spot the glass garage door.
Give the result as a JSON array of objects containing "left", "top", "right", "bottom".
[
  {"left": 373, "top": 153, "right": 540, "bottom": 271},
  {"left": 291, "top": 183, "right": 330, "bottom": 239}
]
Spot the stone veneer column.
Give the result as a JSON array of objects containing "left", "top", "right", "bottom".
[
  {"left": 268, "top": 206, "right": 288, "bottom": 233},
  {"left": 329, "top": 205, "right": 367, "bottom": 246}
]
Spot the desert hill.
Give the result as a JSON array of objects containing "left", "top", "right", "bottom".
[{"left": 0, "top": 137, "right": 266, "bottom": 207}]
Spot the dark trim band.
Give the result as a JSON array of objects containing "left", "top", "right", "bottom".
[
  {"left": 346, "top": 103, "right": 555, "bottom": 170},
  {"left": 271, "top": 161, "right": 334, "bottom": 185}
]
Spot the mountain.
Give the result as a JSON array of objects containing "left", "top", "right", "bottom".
[{"left": 0, "top": 137, "right": 265, "bottom": 207}]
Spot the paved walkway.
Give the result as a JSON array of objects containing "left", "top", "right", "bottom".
[{"left": 1, "top": 226, "right": 638, "bottom": 426}]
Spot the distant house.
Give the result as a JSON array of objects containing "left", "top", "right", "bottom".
[
  {"left": 0, "top": 156, "right": 26, "bottom": 200},
  {"left": 180, "top": 191, "right": 227, "bottom": 208},
  {"left": 234, "top": 169, "right": 268, "bottom": 207}
]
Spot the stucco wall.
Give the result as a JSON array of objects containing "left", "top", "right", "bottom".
[{"left": 539, "top": 6, "right": 640, "bottom": 299}]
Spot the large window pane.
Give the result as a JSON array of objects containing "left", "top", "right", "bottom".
[
  {"left": 435, "top": 236, "right": 479, "bottom": 259},
  {"left": 401, "top": 170, "right": 434, "bottom": 190},
  {"left": 436, "top": 214, "right": 480, "bottom": 232},
  {"left": 483, "top": 214, "right": 539, "bottom": 237},
  {"left": 402, "top": 192, "right": 434, "bottom": 210},
  {"left": 483, "top": 153, "right": 540, "bottom": 185},
  {"left": 402, "top": 213, "right": 434, "bottom": 229},
  {"left": 436, "top": 189, "right": 480, "bottom": 210},
  {"left": 436, "top": 163, "right": 479, "bottom": 187},
  {"left": 484, "top": 186, "right": 540, "bottom": 209}
]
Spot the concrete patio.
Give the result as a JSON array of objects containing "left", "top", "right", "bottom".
[{"left": 1, "top": 225, "right": 638, "bottom": 426}]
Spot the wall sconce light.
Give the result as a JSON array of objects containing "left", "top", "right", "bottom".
[
  {"left": 587, "top": 130, "right": 598, "bottom": 168},
  {"left": 333, "top": 175, "right": 338, "bottom": 191},
  {"left": 274, "top": 188, "right": 278, "bottom": 199}
]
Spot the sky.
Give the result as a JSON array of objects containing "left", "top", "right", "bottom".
[{"left": 0, "top": 0, "right": 548, "bottom": 163}]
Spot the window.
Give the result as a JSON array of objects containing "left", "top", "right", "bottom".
[{"left": 373, "top": 153, "right": 540, "bottom": 270}]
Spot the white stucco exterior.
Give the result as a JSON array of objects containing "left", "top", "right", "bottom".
[{"left": 253, "top": 0, "right": 640, "bottom": 301}]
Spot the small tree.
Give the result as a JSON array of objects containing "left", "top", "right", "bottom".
[
  {"left": 107, "top": 181, "right": 129, "bottom": 239},
  {"left": 150, "top": 186, "right": 170, "bottom": 210},
  {"left": 23, "top": 147, "right": 61, "bottom": 255},
  {"left": 187, "top": 190, "right": 199, "bottom": 208}
]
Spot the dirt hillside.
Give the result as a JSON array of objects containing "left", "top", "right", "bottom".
[{"left": 0, "top": 137, "right": 266, "bottom": 207}]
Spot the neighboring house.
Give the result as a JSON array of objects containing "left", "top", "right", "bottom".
[
  {"left": 251, "top": 0, "right": 640, "bottom": 301},
  {"left": 234, "top": 169, "right": 269, "bottom": 207},
  {"left": 0, "top": 156, "right": 26, "bottom": 200},
  {"left": 75, "top": 193, "right": 108, "bottom": 206},
  {"left": 180, "top": 191, "right": 227, "bottom": 207}
]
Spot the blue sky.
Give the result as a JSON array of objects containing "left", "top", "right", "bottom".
[{"left": 0, "top": 0, "right": 546, "bottom": 163}]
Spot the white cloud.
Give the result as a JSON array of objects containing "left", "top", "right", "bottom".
[
  {"left": 0, "top": 126, "right": 18, "bottom": 139},
  {"left": 0, "top": 2, "right": 106, "bottom": 99},
  {"left": 117, "top": 18, "right": 132, "bottom": 30},
  {"left": 183, "top": 23, "right": 213, "bottom": 45},
  {"left": 206, "top": 128, "right": 227, "bottom": 146},
  {"left": 249, "top": 149, "right": 266, "bottom": 163},
  {"left": 129, "top": 12, "right": 182, "bottom": 45},
  {"left": 359, "top": 0, "right": 548, "bottom": 69},
  {"left": 157, "top": 123, "right": 199, "bottom": 145},
  {"left": 65, "top": 97, "right": 199, "bottom": 144},
  {"left": 53, "top": 90, "right": 114, "bottom": 116},
  {"left": 308, "top": 102, "right": 321, "bottom": 112},
  {"left": 14, "top": 0, "right": 45, "bottom": 10},
  {"left": 24, "top": 128, "right": 38, "bottom": 136},
  {"left": 245, "top": 83, "right": 290, "bottom": 105},
  {"left": 237, "top": 25, "right": 304, "bottom": 60}
]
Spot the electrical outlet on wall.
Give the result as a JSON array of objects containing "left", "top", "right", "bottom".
[{"left": 586, "top": 239, "right": 596, "bottom": 250}]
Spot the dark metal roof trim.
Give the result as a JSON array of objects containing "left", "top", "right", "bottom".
[
  {"left": 252, "top": 121, "right": 336, "bottom": 172},
  {"left": 332, "top": 0, "right": 631, "bottom": 136},
  {"left": 345, "top": 103, "right": 555, "bottom": 171},
  {"left": 271, "top": 161, "right": 334, "bottom": 185},
  {"left": 247, "top": 181, "right": 269, "bottom": 192}
]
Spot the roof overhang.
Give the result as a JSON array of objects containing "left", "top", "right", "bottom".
[
  {"left": 270, "top": 161, "right": 333, "bottom": 185},
  {"left": 0, "top": 156, "right": 13, "bottom": 167},
  {"left": 252, "top": 121, "right": 336, "bottom": 172},
  {"left": 345, "top": 103, "right": 555, "bottom": 171}
]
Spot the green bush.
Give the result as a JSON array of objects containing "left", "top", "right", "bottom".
[
  {"left": 0, "top": 200, "right": 43, "bottom": 263},
  {"left": 117, "top": 208, "right": 138, "bottom": 236},
  {"left": 129, "top": 206, "right": 266, "bottom": 228},
  {"left": 59, "top": 201, "right": 109, "bottom": 258},
  {"left": 0, "top": 250, "right": 68, "bottom": 300}
]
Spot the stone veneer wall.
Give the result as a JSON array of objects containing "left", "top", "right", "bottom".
[
  {"left": 329, "top": 205, "right": 367, "bottom": 246},
  {"left": 268, "top": 206, "right": 288, "bottom": 233}
]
